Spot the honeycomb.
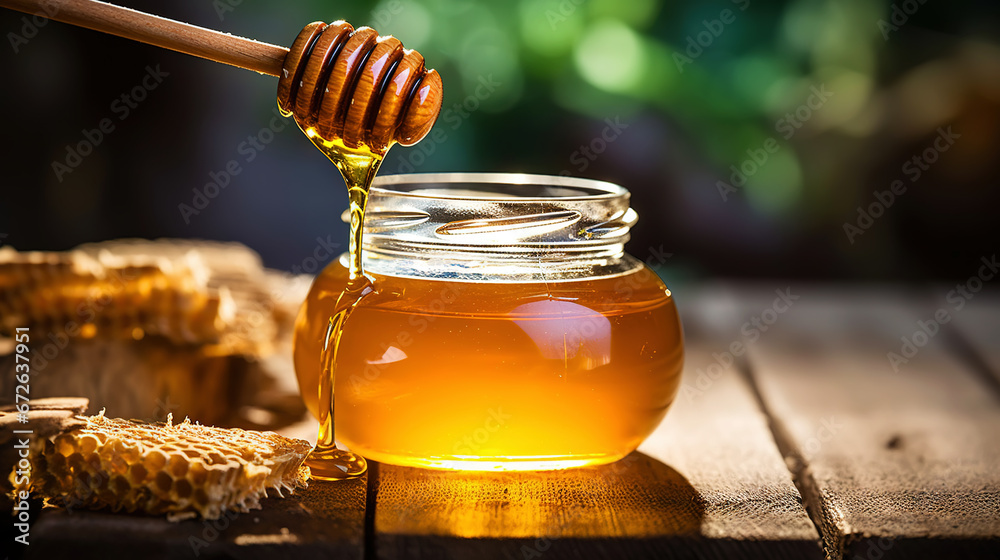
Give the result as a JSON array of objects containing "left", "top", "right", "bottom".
[
  {"left": 0, "top": 245, "right": 230, "bottom": 347},
  {"left": 0, "top": 239, "right": 300, "bottom": 356},
  {"left": 13, "top": 411, "right": 312, "bottom": 519},
  {"left": 0, "top": 240, "right": 312, "bottom": 429}
]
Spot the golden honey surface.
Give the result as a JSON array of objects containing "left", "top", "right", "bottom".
[{"left": 294, "top": 259, "right": 684, "bottom": 471}]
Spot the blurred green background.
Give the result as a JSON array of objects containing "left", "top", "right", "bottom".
[{"left": 1, "top": 0, "right": 998, "bottom": 281}]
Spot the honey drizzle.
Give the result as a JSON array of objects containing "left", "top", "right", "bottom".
[{"left": 302, "top": 127, "right": 388, "bottom": 480}]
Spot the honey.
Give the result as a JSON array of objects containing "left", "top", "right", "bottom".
[
  {"left": 295, "top": 128, "right": 383, "bottom": 480},
  {"left": 294, "top": 248, "right": 684, "bottom": 471}
]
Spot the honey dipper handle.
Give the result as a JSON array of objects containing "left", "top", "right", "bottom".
[{"left": 0, "top": 0, "right": 289, "bottom": 76}]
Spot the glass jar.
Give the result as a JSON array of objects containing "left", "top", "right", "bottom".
[{"left": 293, "top": 173, "right": 683, "bottom": 471}]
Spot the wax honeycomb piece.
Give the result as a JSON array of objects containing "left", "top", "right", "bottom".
[
  {"left": 14, "top": 412, "right": 311, "bottom": 519},
  {"left": 0, "top": 245, "right": 228, "bottom": 346},
  {"left": 0, "top": 239, "right": 300, "bottom": 356},
  {"left": 0, "top": 240, "right": 311, "bottom": 429}
]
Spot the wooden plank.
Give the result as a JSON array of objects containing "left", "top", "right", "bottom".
[
  {"left": 369, "top": 286, "right": 822, "bottom": 559},
  {"left": 23, "top": 475, "right": 367, "bottom": 560},
  {"left": 738, "top": 286, "right": 1000, "bottom": 559},
  {"left": 650, "top": 289, "right": 820, "bottom": 550},
  {"left": 4, "top": 338, "right": 364, "bottom": 560},
  {"left": 949, "top": 291, "right": 1000, "bottom": 391}
]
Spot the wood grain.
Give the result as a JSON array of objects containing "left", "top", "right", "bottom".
[
  {"left": 0, "top": 0, "right": 287, "bottom": 75},
  {"left": 0, "top": 1, "right": 445, "bottom": 149},
  {"left": 368, "top": 288, "right": 823, "bottom": 560},
  {"left": 949, "top": 292, "right": 1000, "bottom": 391},
  {"left": 735, "top": 286, "right": 1000, "bottom": 559},
  {"left": 23, "top": 475, "right": 367, "bottom": 560},
  {"left": 8, "top": 286, "right": 999, "bottom": 559}
]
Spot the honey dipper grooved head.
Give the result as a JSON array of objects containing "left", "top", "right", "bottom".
[{"left": 277, "top": 21, "right": 443, "bottom": 152}]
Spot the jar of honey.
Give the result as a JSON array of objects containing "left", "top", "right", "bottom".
[{"left": 293, "top": 173, "right": 684, "bottom": 471}]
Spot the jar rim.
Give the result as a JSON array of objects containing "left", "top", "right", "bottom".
[
  {"left": 371, "top": 172, "right": 628, "bottom": 202},
  {"left": 359, "top": 172, "right": 639, "bottom": 282}
]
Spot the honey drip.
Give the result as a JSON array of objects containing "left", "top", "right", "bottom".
[
  {"left": 301, "top": 128, "right": 386, "bottom": 480},
  {"left": 275, "top": 18, "right": 442, "bottom": 478}
]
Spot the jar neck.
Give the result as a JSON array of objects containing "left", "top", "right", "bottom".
[{"left": 352, "top": 173, "right": 641, "bottom": 282}]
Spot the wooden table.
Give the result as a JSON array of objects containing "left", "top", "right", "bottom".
[{"left": 10, "top": 286, "right": 1000, "bottom": 560}]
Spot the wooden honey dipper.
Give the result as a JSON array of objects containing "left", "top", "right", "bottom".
[
  {"left": 0, "top": 0, "right": 443, "bottom": 150},
  {"left": 277, "top": 21, "right": 442, "bottom": 152}
]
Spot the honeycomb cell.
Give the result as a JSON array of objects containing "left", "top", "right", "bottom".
[
  {"left": 55, "top": 435, "right": 76, "bottom": 456},
  {"left": 155, "top": 471, "right": 172, "bottom": 493},
  {"left": 175, "top": 478, "right": 193, "bottom": 499},
  {"left": 129, "top": 463, "right": 148, "bottom": 484}
]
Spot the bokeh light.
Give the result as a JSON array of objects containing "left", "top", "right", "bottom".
[{"left": 1, "top": 0, "right": 998, "bottom": 282}]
